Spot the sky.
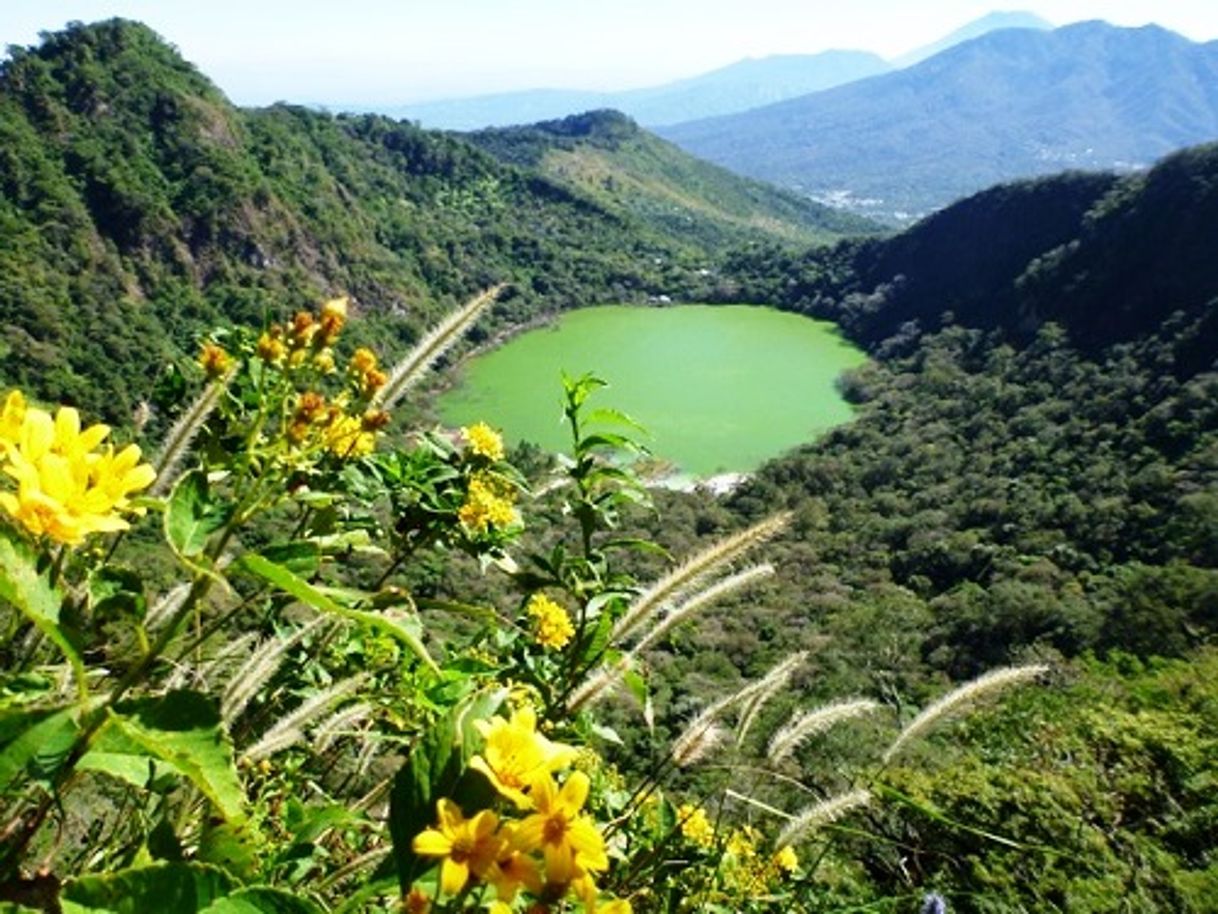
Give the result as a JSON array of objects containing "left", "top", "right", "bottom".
[{"left": 2, "top": 1, "right": 1217, "bottom": 106}]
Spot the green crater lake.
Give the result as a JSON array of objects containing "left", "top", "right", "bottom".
[{"left": 438, "top": 305, "right": 867, "bottom": 478}]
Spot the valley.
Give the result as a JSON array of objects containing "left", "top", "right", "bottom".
[{"left": 0, "top": 12, "right": 1217, "bottom": 914}]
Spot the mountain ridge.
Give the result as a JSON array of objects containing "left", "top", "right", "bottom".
[{"left": 659, "top": 21, "right": 1218, "bottom": 221}]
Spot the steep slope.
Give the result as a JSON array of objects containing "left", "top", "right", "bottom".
[
  {"left": 464, "top": 110, "right": 879, "bottom": 250},
  {"left": 661, "top": 22, "right": 1218, "bottom": 220},
  {"left": 381, "top": 51, "right": 890, "bottom": 130},
  {"left": 723, "top": 142, "right": 1218, "bottom": 362},
  {"left": 0, "top": 20, "right": 863, "bottom": 421}
]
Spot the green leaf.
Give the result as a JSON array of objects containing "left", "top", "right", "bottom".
[
  {"left": 165, "top": 470, "right": 231, "bottom": 559},
  {"left": 81, "top": 691, "right": 245, "bottom": 823},
  {"left": 259, "top": 541, "right": 320, "bottom": 577},
  {"left": 0, "top": 532, "right": 84, "bottom": 691},
  {"left": 60, "top": 862, "right": 321, "bottom": 914},
  {"left": 583, "top": 407, "right": 648, "bottom": 435},
  {"left": 198, "top": 819, "right": 262, "bottom": 882},
  {"left": 0, "top": 702, "right": 91, "bottom": 793},
  {"left": 88, "top": 566, "right": 147, "bottom": 623},
  {"left": 237, "top": 554, "right": 438, "bottom": 672}
]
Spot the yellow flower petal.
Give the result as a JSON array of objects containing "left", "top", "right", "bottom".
[
  {"left": 412, "top": 828, "right": 453, "bottom": 857},
  {"left": 439, "top": 856, "right": 470, "bottom": 896}
]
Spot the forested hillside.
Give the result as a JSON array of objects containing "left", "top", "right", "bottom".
[
  {"left": 0, "top": 20, "right": 861, "bottom": 423},
  {"left": 465, "top": 110, "right": 878, "bottom": 251},
  {"left": 720, "top": 142, "right": 1218, "bottom": 357},
  {"left": 3, "top": 17, "right": 1218, "bottom": 914}
]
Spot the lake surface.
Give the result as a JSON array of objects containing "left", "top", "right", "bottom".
[{"left": 437, "top": 305, "right": 867, "bottom": 477}]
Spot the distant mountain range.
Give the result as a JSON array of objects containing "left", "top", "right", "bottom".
[
  {"left": 659, "top": 21, "right": 1218, "bottom": 221},
  {"left": 373, "top": 51, "right": 890, "bottom": 131},
  {"left": 371, "top": 12, "right": 1050, "bottom": 130}
]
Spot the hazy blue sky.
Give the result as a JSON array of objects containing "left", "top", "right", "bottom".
[{"left": 2, "top": 1, "right": 1217, "bottom": 105}]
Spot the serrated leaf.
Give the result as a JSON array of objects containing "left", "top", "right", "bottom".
[
  {"left": 0, "top": 532, "right": 84, "bottom": 689},
  {"left": 82, "top": 691, "right": 245, "bottom": 823},
  {"left": 165, "top": 470, "right": 230, "bottom": 559}
]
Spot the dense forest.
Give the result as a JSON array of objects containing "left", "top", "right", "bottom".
[{"left": 1, "top": 17, "right": 1217, "bottom": 914}]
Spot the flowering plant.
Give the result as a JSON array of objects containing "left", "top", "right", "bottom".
[{"left": 0, "top": 291, "right": 1043, "bottom": 913}]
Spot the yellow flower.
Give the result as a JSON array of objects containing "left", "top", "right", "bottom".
[
  {"left": 290, "top": 311, "right": 316, "bottom": 348},
  {"left": 350, "top": 347, "right": 378, "bottom": 375},
  {"left": 412, "top": 798, "right": 503, "bottom": 896},
  {"left": 1, "top": 390, "right": 26, "bottom": 455},
  {"left": 773, "top": 845, "right": 799, "bottom": 875},
  {"left": 677, "top": 803, "right": 715, "bottom": 848},
  {"left": 486, "top": 823, "right": 543, "bottom": 902},
  {"left": 471, "top": 706, "right": 577, "bottom": 809},
  {"left": 324, "top": 413, "right": 376, "bottom": 459},
  {"left": 725, "top": 825, "right": 760, "bottom": 862},
  {"left": 402, "top": 887, "right": 431, "bottom": 913},
  {"left": 513, "top": 771, "right": 608, "bottom": 886},
  {"left": 459, "top": 474, "right": 517, "bottom": 535},
  {"left": 313, "top": 349, "right": 336, "bottom": 374},
  {"left": 463, "top": 422, "right": 505, "bottom": 461},
  {"left": 526, "top": 593, "right": 575, "bottom": 650},
  {"left": 256, "top": 328, "right": 286, "bottom": 364},
  {"left": 318, "top": 295, "right": 348, "bottom": 343},
  {"left": 573, "top": 878, "right": 633, "bottom": 914},
  {"left": 198, "top": 342, "right": 232, "bottom": 379},
  {"left": 0, "top": 404, "right": 155, "bottom": 546}
]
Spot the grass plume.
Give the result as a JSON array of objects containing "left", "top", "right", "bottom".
[
  {"left": 883, "top": 664, "right": 1048, "bottom": 763},
  {"left": 150, "top": 376, "right": 228, "bottom": 496},
  {"left": 767, "top": 699, "right": 881, "bottom": 763},
  {"left": 375, "top": 285, "right": 504, "bottom": 410},
  {"left": 220, "top": 618, "right": 326, "bottom": 725},
  {"left": 241, "top": 675, "right": 367, "bottom": 762},
  {"left": 612, "top": 513, "right": 790, "bottom": 645},
  {"left": 776, "top": 789, "right": 872, "bottom": 849},
  {"left": 671, "top": 651, "right": 807, "bottom": 766},
  {"left": 632, "top": 563, "right": 774, "bottom": 655}
]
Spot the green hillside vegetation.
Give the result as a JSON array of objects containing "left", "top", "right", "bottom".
[
  {"left": 720, "top": 143, "right": 1218, "bottom": 357},
  {"left": 3, "top": 17, "right": 1218, "bottom": 914},
  {"left": 465, "top": 110, "right": 879, "bottom": 251},
  {"left": 0, "top": 21, "right": 862, "bottom": 424}
]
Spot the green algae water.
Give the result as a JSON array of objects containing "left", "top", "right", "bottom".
[{"left": 437, "top": 305, "right": 867, "bottom": 477}]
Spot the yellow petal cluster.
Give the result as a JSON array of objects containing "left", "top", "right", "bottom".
[
  {"left": 513, "top": 770, "right": 609, "bottom": 885},
  {"left": 412, "top": 710, "right": 630, "bottom": 912},
  {"left": 458, "top": 473, "right": 517, "bottom": 535},
  {"left": 322, "top": 412, "right": 377, "bottom": 459},
  {"left": 471, "top": 706, "right": 577, "bottom": 809},
  {"left": 411, "top": 798, "right": 502, "bottom": 896},
  {"left": 677, "top": 803, "right": 716, "bottom": 848},
  {"left": 526, "top": 593, "right": 575, "bottom": 650},
  {"left": 0, "top": 392, "right": 156, "bottom": 546},
  {"left": 462, "top": 421, "right": 505, "bottom": 461}
]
